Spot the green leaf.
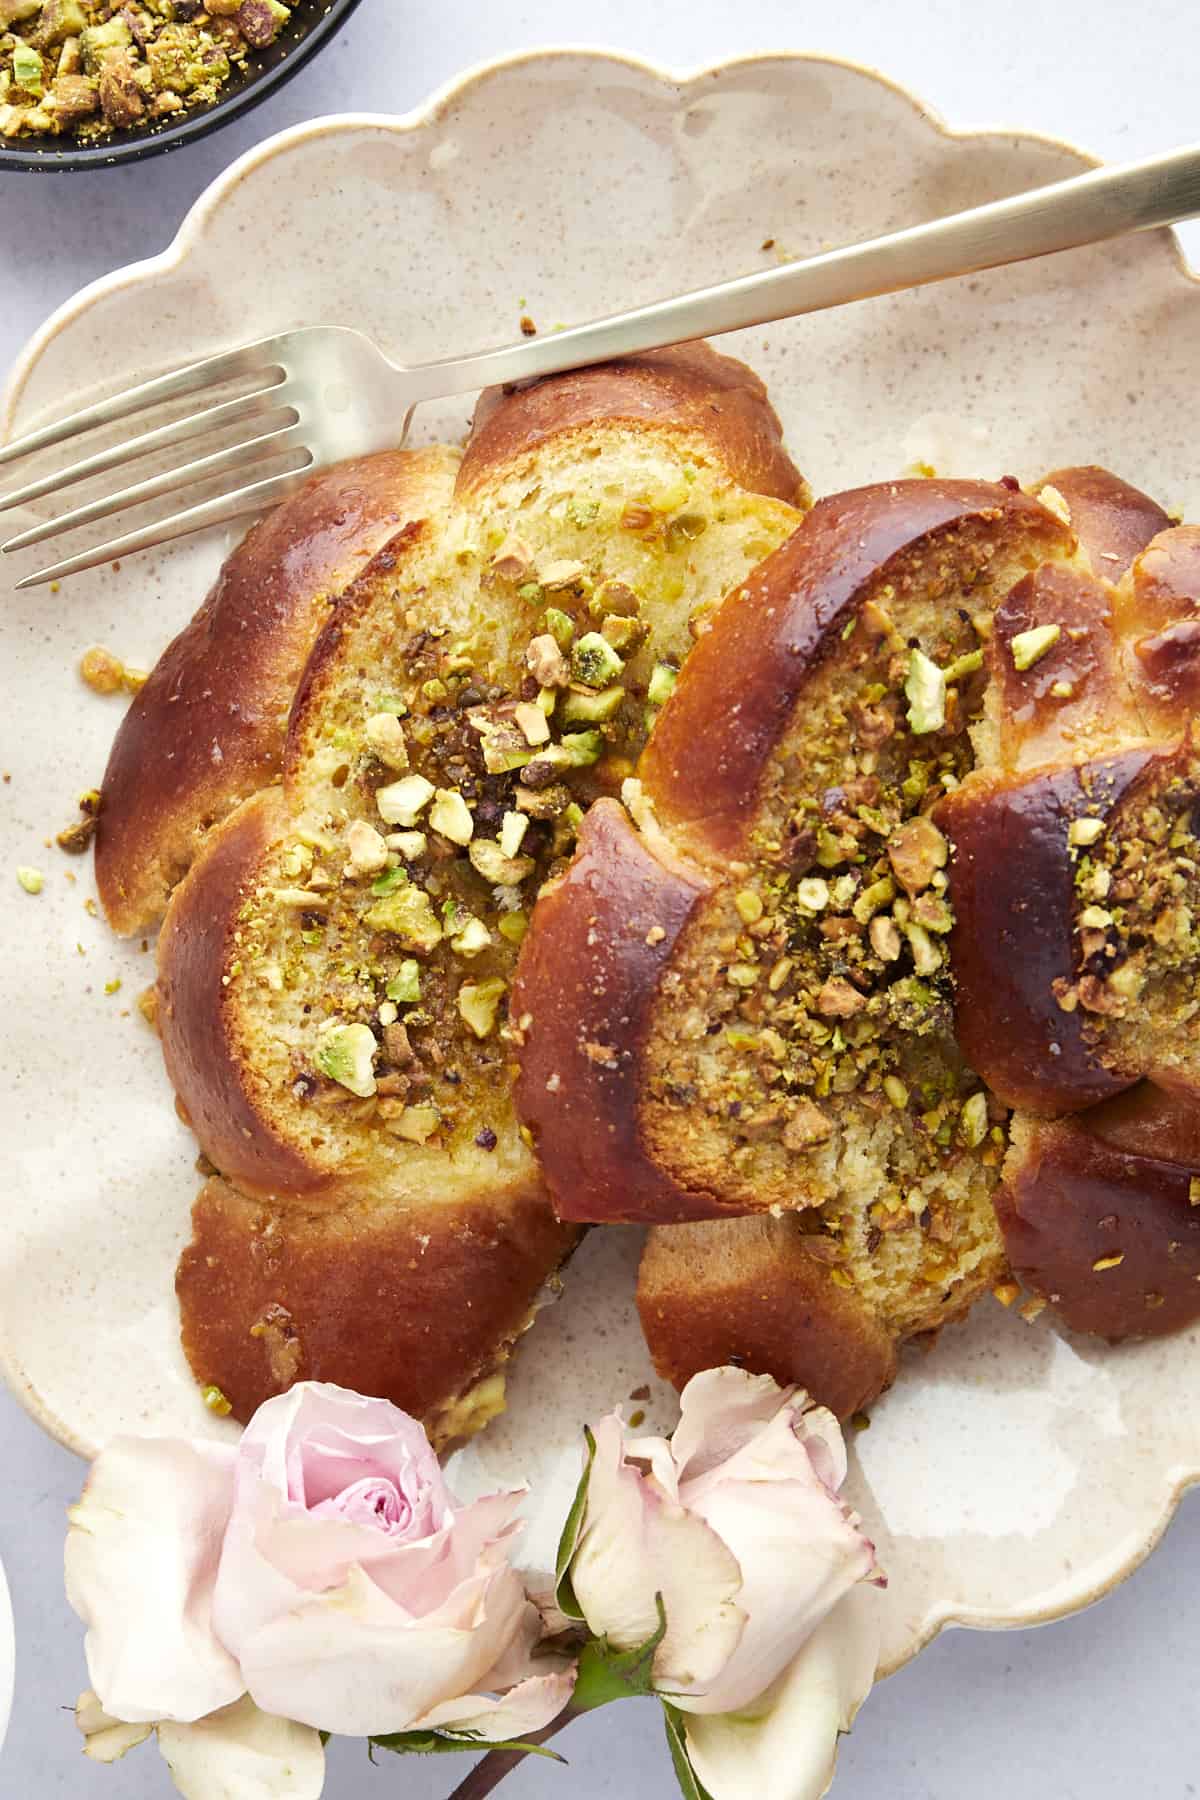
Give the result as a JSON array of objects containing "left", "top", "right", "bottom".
[
  {"left": 554, "top": 1423, "right": 596, "bottom": 1621},
  {"left": 662, "top": 1704, "right": 716, "bottom": 1800},
  {"left": 368, "top": 1729, "right": 565, "bottom": 1762},
  {"left": 571, "top": 1593, "right": 668, "bottom": 1712}
]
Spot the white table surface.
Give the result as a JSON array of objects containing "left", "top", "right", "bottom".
[{"left": 2, "top": 1, "right": 1199, "bottom": 1794}]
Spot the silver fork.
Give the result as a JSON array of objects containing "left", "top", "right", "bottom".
[{"left": 5, "top": 140, "right": 1200, "bottom": 590}]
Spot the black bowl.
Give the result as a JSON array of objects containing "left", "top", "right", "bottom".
[{"left": 0, "top": 0, "right": 364, "bottom": 173}]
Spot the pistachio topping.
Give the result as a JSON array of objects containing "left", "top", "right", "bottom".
[
  {"left": 16, "top": 865, "right": 43, "bottom": 894},
  {"left": 386, "top": 961, "right": 422, "bottom": 1005},
  {"left": 1068, "top": 816, "right": 1106, "bottom": 848},
  {"left": 364, "top": 712, "right": 410, "bottom": 770},
  {"left": 646, "top": 662, "right": 679, "bottom": 708},
  {"left": 377, "top": 774, "right": 435, "bottom": 827},
  {"left": 1010, "top": 623, "right": 1062, "bottom": 671},
  {"left": 344, "top": 820, "right": 390, "bottom": 878},
  {"left": 364, "top": 885, "right": 443, "bottom": 952},
  {"left": 385, "top": 830, "right": 428, "bottom": 859},
  {"left": 513, "top": 701, "right": 551, "bottom": 746},
  {"left": 314, "top": 1021, "right": 378, "bottom": 1098},
  {"left": 458, "top": 977, "right": 507, "bottom": 1039},
  {"left": 571, "top": 631, "right": 624, "bottom": 689},
  {"left": 499, "top": 811, "right": 529, "bottom": 859},
  {"left": 428, "top": 788, "right": 474, "bottom": 846},
  {"left": 904, "top": 648, "right": 946, "bottom": 734},
  {"left": 389, "top": 1104, "right": 441, "bottom": 1144}
]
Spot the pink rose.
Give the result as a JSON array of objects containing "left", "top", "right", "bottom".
[{"left": 66, "top": 1382, "right": 572, "bottom": 1759}]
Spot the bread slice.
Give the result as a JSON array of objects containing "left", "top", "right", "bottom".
[
  {"left": 156, "top": 344, "right": 808, "bottom": 1432},
  {"left": 96, "top": 449, "right": 460, "bottom": 934}
]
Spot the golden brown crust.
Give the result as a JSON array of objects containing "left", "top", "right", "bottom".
[
  {"left": 997, "top": 1097, "right": 1200, "bottom": 1339},
  {"left": 637, "top": 1216, "right": 897, "bottom": 1419},
  {"left": 641, "top": 479, "right": 1073, "bottom": 861},
  {"left": 156, "top": 788, "right": 337, "bottom": 1201},
  {"left": 1042, "top": 465, "right": 1171, "bottom": 579},
  {"left": 177, "top": 1177, "right": 576, "bottom": 1429},
  {"left": 96, "top": 449, "right": 458, "bottom": 935},
  {"left": 934, "top": 749, "right": 1163, "bottom": 1115},
  {"left": 512, "top": 799, "right": 721, "bottom": 1225},
  {"left": 457, "top": 341, "right": 807, "bottom": 506}
]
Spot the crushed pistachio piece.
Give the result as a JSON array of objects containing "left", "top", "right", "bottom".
[
  {"left": 364, "top": 712, "right": 410, "bottom": 769},
  {"left": 1037, "top": 483, "right": 1072, "bottom": 526},
  {"left": 498, "top": 910, "right": 528, "bottom": 944},
  {"left": 79, "top": 644, "right": 125, "bottom": 695},
  {"left": 540, "top": 558, "right": 586, "bottom": 591},
  {"left": 796, "top": 877, "right": 831, "bottom": 912},
  {"left": 490, "top": 532, "right": 534, "bottom": 580},
  {"left": 451, "top": 916, "right": 492, "bottom": 957},
  {"left": 904, "top": 649, "right": 946, "bottom": 734},
  {"left": 391, "top": 1103, "right": 441, "bottom": 1143},
  {"left": 1068, "top": 816, "right": 1106, "bottom": 848},
  {"left": 1078, "top": 905, "right": 1114, "bottom": 930},
  {"left": 647, "top": 662, "right": 679, "bottom": 708},
  {"left": 314, "top": 1021, "right": 377, "bottom": 1098},
  {"left": 530, "top": 731, "right": 604, "bottom": 772},
  {"left": 201, "top": 1385, "right": 232, "bottom": 1416},
  {"left": 370, "top": 865, "right": 408, "bottom": 897},
  {"left": 428, "top": 788, "right": 474, "bottom": 845},
  {"left": 458, "top": 977, "right": 507, "bottom": 1039},
  {"left": 526, "top": 633, "right": 570, "bottom": 688},
  {"left": 386, "top": 961, "right": 422, "bottom": 1005},
  {"left": 942, "top": 648, "right": 984, "bottom": 684},
  {"left": 499, "top": 812, "right": 529, "bottom": 859},
  {"left": 1092, "top": 1253, "right": 1125, "bottom": 1272},
  {"left": 16, "top": 865, "right": 43, "bottom": 894},
  {"left": 959, "top": 1091, "right": 989, "bottom": 1148},
  {"left": 104, "top": 977, "right": 122, "bottom": 995},
  {"left": 513, "top": 701, "right": 551, "bottom": 746},
  {"left": 364, "top": 885, "right": 442, "bottom": 952},
  {"left": 377, "top": 774, "right": 435, "bottom": 827},
  {"left": 345, "top": 820, "right": 390, "bottom": 877},
  {"left": 734, "top": 888, "right": 764, "bottom": 924},
  {"left": 386, "top": 830, "right": 428, "bottom": 860},
  {"left": 469, "top": 838, "right": 535, "bottom": 885},
  {"left": 882, "top": 1075, "right": 909, "bottom": 1110},
  {"left": 561, "top": 684, "right": 624, "bottom": 725},
  {"left": 571, "top": 631, "right": 624, "bottom": 688},
  {"left": 544, "top": 608, "right": 575, "bottom": 650},
  {"left": 1010, "top": 623, "right": 1062, "bottom": 671}
]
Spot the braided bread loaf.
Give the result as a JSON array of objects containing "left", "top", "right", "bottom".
[
  {"left": 99, "top": 345, "right": 806, "bottom": 1439},
  {"left": 514, "top": 465, "right": 1200, "bottom": 1415}
]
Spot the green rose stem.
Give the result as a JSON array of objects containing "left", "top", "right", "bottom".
[{"left": 441, "top": 1703, "right": 581, "bottom": 1800}]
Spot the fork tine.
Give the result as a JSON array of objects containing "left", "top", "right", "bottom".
[
  {"left": 0, "top": 341, "right": 287, "bottom": 473},
  {"left": 11, "top": 463, "right": 315, "bottom": 590},
  {"left": 2, "top": 420, "right": 304, "bottom": 555},
  {"left": 0, "top": 384, "right": 292, "bottom": 513}
]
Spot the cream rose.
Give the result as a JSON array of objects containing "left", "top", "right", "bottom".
[
  {"left": 566, "top": 1369, "right": 881, "bottom": 1799},
  {"left": 66, "top": 1381, "right": 572, "bottom": 1767}
]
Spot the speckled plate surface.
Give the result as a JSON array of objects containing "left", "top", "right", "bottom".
[{"left": 2, "top": 49, "right": 1198, "bottom": 1683}]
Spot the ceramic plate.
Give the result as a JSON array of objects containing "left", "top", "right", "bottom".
[
  {"left": 2, "top": 50, "right": 1198, "bottom": 1682},
  {"left": 0, "top": 1555, "right": 12, "bottom": 1754}
]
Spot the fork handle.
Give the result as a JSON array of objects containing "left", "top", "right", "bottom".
[{"left": 405, "top": 141, "right": 1200, "bottom": 402}]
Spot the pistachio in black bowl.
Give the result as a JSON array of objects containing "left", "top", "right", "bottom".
[{"left": 0, "top": 0, "right": 363, "bottom": 172}]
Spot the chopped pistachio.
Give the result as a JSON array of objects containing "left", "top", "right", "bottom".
[
  {"left": 373, "top": 693, "right": 409, "bottom": 716},
  {"left": 526, "top": 633, "right": 570, "bottom": 688},
  {"left": 727, "top": 962, "right": 760, "bottom": 988},
  {"left": 882, "top": 1075, "right": 909, "bottom": 1109},
  {"left": 364, "top": 885, "right": 443, "bottom": 952},
  {"left": 600, "top": 613, "right": 645, "bottom": 653},
  {"left": 734, "top": 888, "right": 764, "bottom": 923},
  {"left": 490, "top": 532, "right": 533, "bottom": 580},
  {"left": 345, "top": 819, "right": 390, "bottom": 877},
  {"left": 370, "top": 865, "right": 408, "bottom": 896},
  {"left": 959, "top": 1091, "right": 989, "bottom": 1148},
  {"left": 544, "top": 608, "right": 575, "bottom": 650},
  {"left": 852, "top": 875, "right": 895, "bottom": 923},
  {"left": 458, "top": 977, "right": 507, "bottom": 1039},
  {"left": 378, "top": 1000, "right": 398, "bottom": 1027},
  {"left": 469, "top": 838, "right": 535, "bottom": 885},
  {"left": 540, "top": 558, "right": 586, "bottom": 590},
  {"left": 513, "top": 700, "right": 551, "bottom": 746},
  {"left": 104, "top": 977, "right": 121, "bottom": 995},
  {"left": 1068, "top": 816, "right": 1106, "bottom": 848},
  {"left": 1010, "top": 623, "right": 1061, "bottom": 671},
  {"left": 571, "top": 631, "right": 624, "bottom": 689},
  {"left": 906, "top": 922, "right": 942, "bottom": 976},
  {"left": 498, "top": 910, "right": 528, "bottom": 944},
  {"left": 647, "top": 662, "right": 679, "bottom": 708},
  {"left": 942, "top": 648, "right": 984, "bottom": 684},
  {"left": 517, "top": 581, "right": 544, "bottom": 604},
  {"left": 1050, "top": 679, "right": 1076, "bottom": 699},
  {"left": 79, "top": 644, "right": 124, "bottom": 695},
  {"left": 376, "top": 774, "right": 435, "bottom": 827},
  {"left": 451, "top": 916, "right": 492, "bottom": 957},
  {"left": 1092, "top": 1253, "right": 1125, "bottom": 1272},
  {"left": 904, "top": 649, "right": 946, "bottom": 735},
  {"left": 561, "top": 684, "right": 624, "bottom": 724},
  {"left": 16, "top": 865, "right": 43, "bottom": 894},
  {"left": 499, "top": 811, "right": 529, "bottom": 859},
  {"left": 364, "top": 712, "right": 410, "bottom": 769},
  {"left": 391, "top": 1103, "right": 441, "bottom": 1144},
  {"left": 428, "top": 788, "right": 474, "bottom": 845},
  {"left": 12, "top": 43, "right": 42, "bottom": 92},
  {"left": 1078, "top": 905, "right": 1113, "bottom": 930},
  {"left": 531, "top": 731, "right": 604, "bottom": 771},
  {"left": 795, "top": 877, "right": 830, "bottom": 912},
  {"left": 386, "top": 830, "right": 428, "bottom": 860},
  {"left": 314, "top": 1021, "right": 377, "bottom": 1097},
  {"left": 386, "top": 961, "right": 422, "bottom": 1005}
]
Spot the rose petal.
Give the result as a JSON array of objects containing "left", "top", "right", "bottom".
[
  {"left": 235, "top": 1554, "right": 531, "bottom": 1735},
  {"left": 65, "top": 1438, "right": 243, "bottom": 1724},
  {"left": 683, "top": 1586, "right": 880, "bottom": 1800},
  {"left": 569, "top": 1417, "right": 745, "bottom": 1694},
  {"left": 668, "top": 1369, "right": 798, "bottom": 1484},
  {"left": 157, "top": 1695, "right": 325, "bottom": 1800},
  {"left": 673, "top": 1406, "right": 877, "bottom": 1714},
  {"left": 412, "top": 1664, "right": 577, "bottom": 1741},
  {"left": 75, "top": 1690, "right": 154, "bottom": 1764}
]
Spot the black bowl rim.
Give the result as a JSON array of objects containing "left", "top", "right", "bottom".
[{"left": 0, "top": 0, "right": 364, "bottom": 173}]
